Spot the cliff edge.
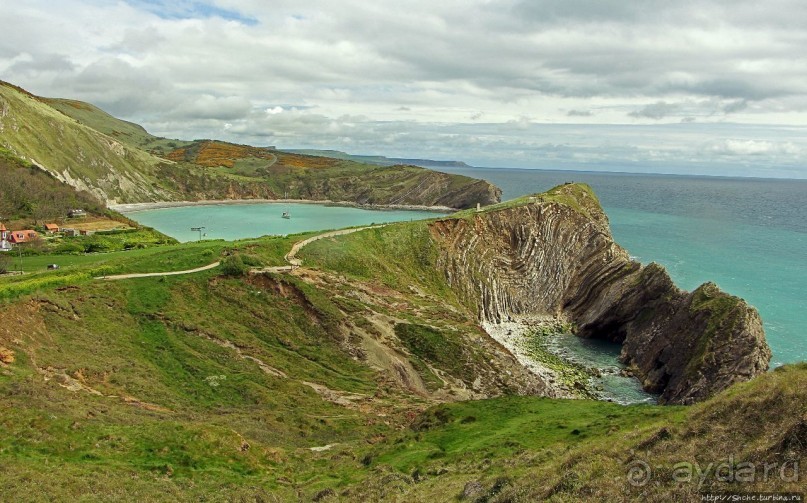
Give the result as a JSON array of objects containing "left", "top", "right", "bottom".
[{"left": 430, "top": 183, "right": 770, "bottom": 404}]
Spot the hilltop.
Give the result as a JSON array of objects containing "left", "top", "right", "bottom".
[
  {"left": 0, "top": 81, "right": 500, "bottom": 208},
  {"left": 0, "top": 183, "right": 796, "bottom": 501},
  {"left": 287, "top": 149, "right": 472, "bottom": 169}
]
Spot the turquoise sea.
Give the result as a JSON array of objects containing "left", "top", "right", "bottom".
[{"left": 436, "top": 166, "right": 807, "bottom": 367}]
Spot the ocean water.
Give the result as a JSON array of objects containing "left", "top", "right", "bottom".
[
  {"left": 124, "top": 203, "right": 441, "bottom": 243},
  {"left": 435, "top": 166, "right": 807, "bottom": 367},
  {"left": 544, "top": 333, "right": 657, "bottom": 405}
]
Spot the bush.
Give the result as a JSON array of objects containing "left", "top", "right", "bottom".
[
  {"left": 219, "top": 254, "right": 249, "bottom": 277},
  {"left": 53, "top": 241, "right": 85, "bottom": 254},
  {"left": 240, "top": 253, "right": 264, "bottom": 267}
]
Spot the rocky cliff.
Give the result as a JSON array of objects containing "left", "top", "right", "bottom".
[{"left": 430, "top": 183, "right": 771, "bottom": 404}]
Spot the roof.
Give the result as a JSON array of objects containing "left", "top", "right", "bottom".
[
  {"left": 8, "top": 230, "right": 39, "bottom": 244},
  {"left": 44, "top": 223, "right": 59, "bottom": 230},
  {"left": 0, "top": 223, "right": 6, "bottom": 231}
]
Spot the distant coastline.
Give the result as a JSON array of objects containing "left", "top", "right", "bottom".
[{"left": 111, "top": 198, "right": 456, "bottom": 214}]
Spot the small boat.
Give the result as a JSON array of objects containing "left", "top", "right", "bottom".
[{"left": 282, "top": 211, "right": 291, "bottom": 219}]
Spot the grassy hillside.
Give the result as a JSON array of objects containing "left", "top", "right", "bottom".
[
  {"left": 0, "top": 146, "right": 172, "bottom": 262},
  {"left": 0, "top": 146, "right": 104, "bottom": 222},
  {"left": 288, "top": 149, "right": 471, "bottom": 168},
  {"left": 0, "top": 81, "right": 172, "bottom": 204},
  {"left": 158, "top": 139, "right": 495, "bottom": 207},
  {"left": 0, "top": 191, "right": 803, "bottom": 500},
  {"left": 44, "top": 97, "right": 192, "bottom": 156},
  {"left": 12, "top": 83, "right": 501, "bottom": 209}
]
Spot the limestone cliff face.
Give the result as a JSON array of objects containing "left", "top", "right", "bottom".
[{"left": 430, "top": 183, "right": 771, "bottom": 404}]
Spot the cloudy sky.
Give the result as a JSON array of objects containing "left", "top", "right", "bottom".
[{"left": 2, "top": 0, "right": 807, "bottom": 177}]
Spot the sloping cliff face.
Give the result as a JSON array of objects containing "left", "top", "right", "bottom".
[{"left": 430, "top": 183, "right": 770, "bottom": 404}]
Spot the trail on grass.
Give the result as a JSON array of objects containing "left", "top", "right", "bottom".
[
  {"left": 97, "top": 224, "right": 385, "bottom": 280},
  {"left": 96, "top": 261, "right": 221, "bottom": 280}
]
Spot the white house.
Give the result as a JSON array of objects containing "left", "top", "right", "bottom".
[{"left": 0, "top": 223, "right": 11, "bottom": 252}]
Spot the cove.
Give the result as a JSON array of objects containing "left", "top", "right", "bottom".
[{"left": 122, "top": 202, "right": 442, "bottom": 242}]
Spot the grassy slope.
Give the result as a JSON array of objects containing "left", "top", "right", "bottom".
[
  {"left": 40, "top": 92, "right": 499, "bottom": 208},
  {"left": 43, "top": 98, "right": 192, "bottom": 156},
  {"left": 0, "top": 82, "right": 168, "bottom": 203},
  {"left": 0, "top": 187, "right": 802, "bottom": 502},
  {"left": 1, "top": 234, "right": 398, "bottom": 500},
  {"left": 159, "top": 140, "right": 496, "bottom": 207},
  {"left": 0, "top": 145, "right": 173, "bottom": 260},
  {"left": 0, "top": 146, "right": 104, "bottom": 221}
]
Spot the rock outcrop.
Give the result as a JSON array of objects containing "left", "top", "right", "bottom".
[{"left": 430, "top": 183, "right": 771, "bottom": 404}]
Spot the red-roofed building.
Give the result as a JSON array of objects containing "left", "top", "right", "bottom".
[
  {"left": 44, "top": 223, "right": 59, "bottom": 233},
  {"left": 8, "top": 230, "right": 39, "bottom": 244}
]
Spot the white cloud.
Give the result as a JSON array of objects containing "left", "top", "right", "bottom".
[
  {"left": 708, "top": 139, "right": 803, "bottom": 157},
  {"left": 0, "top": 0, "right": 805, "bottom": 177}
]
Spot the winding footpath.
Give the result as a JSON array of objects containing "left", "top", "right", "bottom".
[
  {"left": 95, "top": 261, "right": 221, "bottom": 280},
  {"left": 253, "top": 224, "right": 385, "bottom": 273},
  {"left": 97, "top": 224, "right": 384, "bottom": 281}
]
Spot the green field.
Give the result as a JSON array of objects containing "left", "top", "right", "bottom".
[{"left": 0, "top": 190, "right": 803, "bottom": 502}]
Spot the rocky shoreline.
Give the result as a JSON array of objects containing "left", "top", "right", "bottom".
[
  {"left": 482, "top": 316, "right": 578, "bottom": 399},
  {"left": 432, "top": 183, "right": 771, "bottom": 405},
  {"left": 110, "top": 198, "right": 456, "bottom": 214}
]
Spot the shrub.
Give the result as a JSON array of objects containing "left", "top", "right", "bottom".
[{"left": 219, "top": 254, "right": 249, "bottom": 276}]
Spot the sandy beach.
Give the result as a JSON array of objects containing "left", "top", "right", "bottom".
[{"left": 110, "top": 198, "right": 456, "bottom": 214}]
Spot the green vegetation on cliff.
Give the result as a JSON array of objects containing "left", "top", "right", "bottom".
[
  {"left": 43, "top": 97, "right": 191, "bottom": 155},
  {"left": 0, "top": 184, "right": 797, "bottom": 501},
  {"left": 0, "top": 146, "right": 104, "bottom": 221}
]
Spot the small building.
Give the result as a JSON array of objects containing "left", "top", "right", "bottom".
[
  {"left": 62, "top": 228, "right": 78, "bottom": 237},
  {"left": 0, "top": 224, "right": 10, "bottom": 252},
  {"left": 68, "top": 209, "right": 87, "bottom": 218},
  {"left": 44, "top": 223, "right": 59, "bottom": 233},
  {"left": 8, "top": 230, "right": 39, "bottom": 244}
]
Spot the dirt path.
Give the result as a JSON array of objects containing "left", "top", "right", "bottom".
[
  {"left": 96, "top": 261, "right": 221, "bottom": 280},
  {"left": 254, "top": 224, "right": 385, "bottom": 273},
  {"left": 97, "top": 224, "right": 385, "bottom": 281},
  {"left": 283, "top": 225, "right": 384, "bottom": 267}
]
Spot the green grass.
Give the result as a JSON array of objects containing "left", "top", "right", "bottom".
[
  {"left": 395, "top": 322, "right": 480, "bottom": 385},
  {"left": 301, "top": 221, "right": 456, "bottom": 298},
  {"left": 452, "top": 182, "right": 601, "bottom": 220},
  {"left": 0, "top": 241, "right": 185, "bottom": 300},
  {"left": 0, "top": 181, "right": 803, "bottom": 501},
  {"left": 373, "top": 396, "right": 676, "bottom": 472}
]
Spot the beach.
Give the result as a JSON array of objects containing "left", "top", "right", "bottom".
[{"left": 481, "top": 316, "right": 575, "bottom": 399}]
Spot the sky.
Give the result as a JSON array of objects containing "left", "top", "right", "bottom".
[{"left": 2, "top": 0, "right": 807, "bottom": 178}]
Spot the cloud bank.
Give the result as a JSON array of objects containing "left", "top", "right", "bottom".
[{"left": 1, "top": 0, "right": 806, "bottom": 177}]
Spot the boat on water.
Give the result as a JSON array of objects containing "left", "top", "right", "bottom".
[{"left": 282, "top": 211, "right": 291, "bottom": 219}]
